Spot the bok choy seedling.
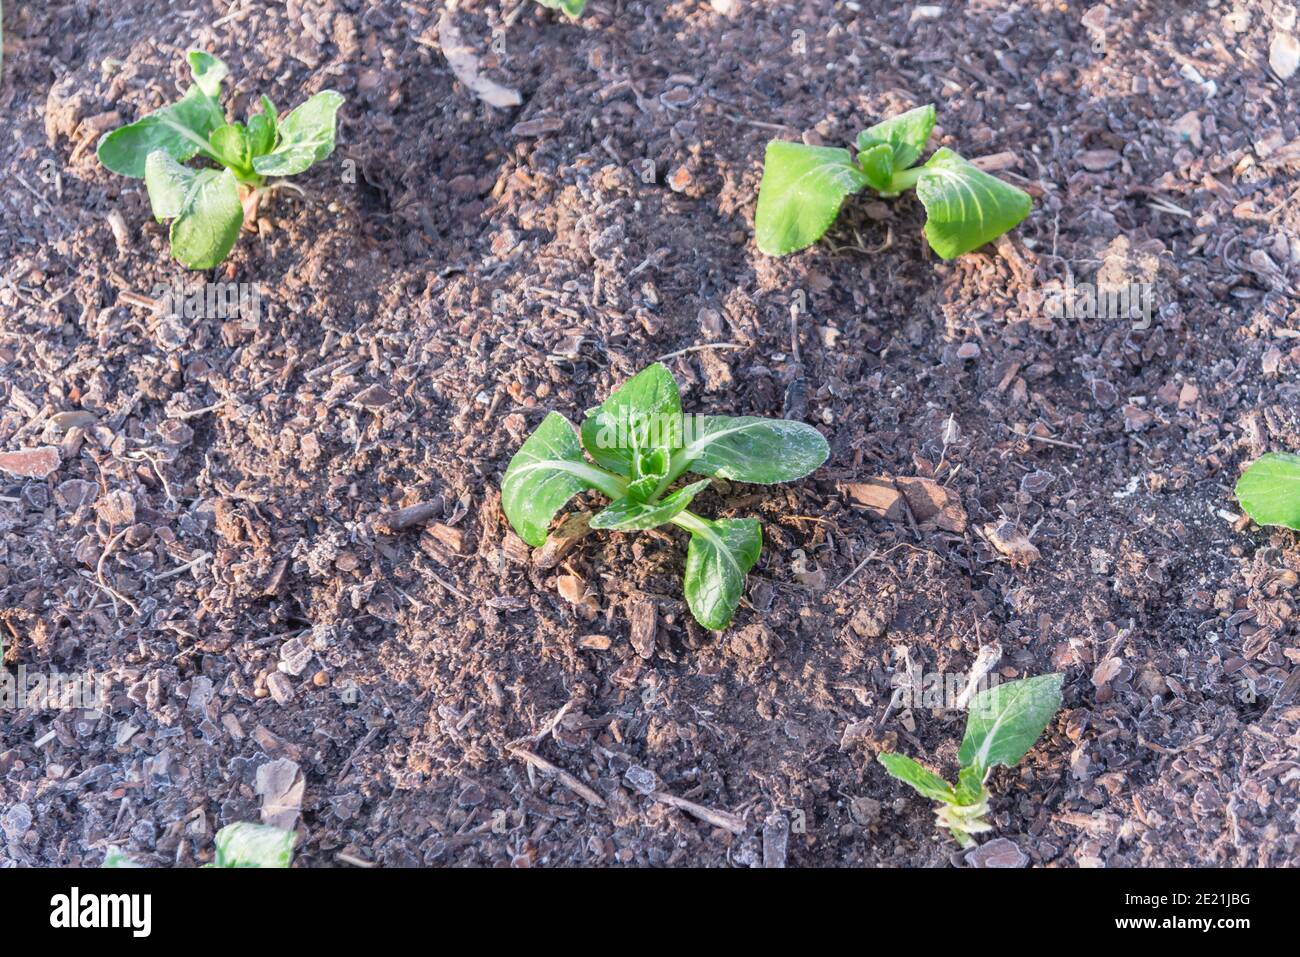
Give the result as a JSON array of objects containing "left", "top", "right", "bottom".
[
  {"left": 755, "top": 104, "right": 1032, "bottom": 259},
  {"left": 878, "top": 673, "right": 1063, "bottom": 847},
  {"left": 97, "top": 51, "right": 343, "bottom": 269},
  {"left": 501, "top": 363, "right": 829, "bottom": 631}
]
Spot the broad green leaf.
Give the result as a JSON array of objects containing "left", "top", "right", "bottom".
[
  {"left": 856, "top": 103, "right": 936, "bottom": 172},
  {"left": 878, "top": 752, "right": 957, "bottom": 804},
  {"left": 168, "top": 168, "right": 244, "bottom": 269},
  {"left": 187, "top": 51, "right": 229, "bottom": 98},
  {"left": 144, "top": 150, "right": 195, "bottom": 220},
  {"left": 102, "top": 847, "right": 143, "bottom": 868},
  {"left": 954, "top": 764, "right": 986, "bottom": 806},
  {"left": 959, "top": 673, "right": 1063, "bottom": 773},
  {"left": 591, "top": 479, "right": 710, "bottom": 531},
  {"left": 97, "top": 86, "right": 223, "bottom": 178},
  {"left": 212, "top": 822, "right": 296, "bottom": 868},
  {"left": 209, "top": 123, "right": 250, "bottom": 171},
  {"left": 1236, "top": 452, "right": 1300, "bottom": 530},
  {"left": 915, "top": 148, "right": 1032, "bottom": 259},
  {"left": 580, "top": 363, "right": 682, "bottom": 476},
  {"left": 856, "top": 141, "right": 895, "bottom": 193},
  {"left": 678, "top": 515, "right": 762, "bottom": 630},
  {"left": 502, "top": 412, "right": 623, "bottom": 547},
  {"left": 536, "top": 0, "right": 586, "bottom": 15},
  {"left": 754, "top": 141, "right": 869, "bottom": 256},
  {"left": 673, "top": 416, "right": 829, "bottom": 484},
  {"left": 247, "top": 112, "right": 276, "bottom": 157},
  {"left": 252, "top": 90, "right": 344, "bottom": 176}
]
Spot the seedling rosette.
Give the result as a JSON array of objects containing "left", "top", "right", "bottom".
[
  {"left": 97, "top": 51, "right": 343, "bottom": 269},
  {"left": 500, "top": 363, "right": 829, "bottom": 631},
  {"left": 755, "top": 104, "right": 1032, "bottom": 259},
  {"left": 878, "top": 673, "right": 1063, "bottom": 847}
]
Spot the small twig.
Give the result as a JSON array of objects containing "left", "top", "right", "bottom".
[
  {"left": 509, "top": 698, "right": 578, "bottom": 750},
  {"left": 651, "top": 791, "right": 745, "bottom": 835},
  {"left": 95, "top": 527, "right": 140, "bottom": 616},
  {"left": 509, "top": 746, "right": 606, "bottom": 808},
  {"left": 1008, "top": 426, "right": 1085, "bottom": 450},
  {"left": 148, "top": 551, "right": 213, "bottom": 582},
  {"left": 656, "top": 342, "right": 744, "bottom": 362},
  {"left": 426, "top": 570, "right": 470, "bottom": 602}
]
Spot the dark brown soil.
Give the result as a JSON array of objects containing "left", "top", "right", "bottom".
[{"left": 1, "top": 0, "right": 1299, "bottom": 868}]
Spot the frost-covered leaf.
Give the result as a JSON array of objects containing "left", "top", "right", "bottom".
[
  {"left": 591, "top": 479, "right": 710, "bottom": 531},
  {"left": 915, "top": 148, "right": 1032, "bottom": 259},
  {"left": 167, "top": 168, "right": 244, "bottom": 270},
  {"left": 674, "top": 416, "right": 829, "bottom": 484},
  {"left": 580, "top": 362, "right": 682, "bottom": 477},
  {"left": 856, "top": 103, "right": 936, "bottom": 172},
  {"left": 209, "top": 123, "right": 251, "bottom": 172},
  {"left": 959, "top": 674, "right": 1063, "bottom": 773},
  {"left": 212, "top": 822, "right": 297, "bottom": 868},
  {"left": 755, "top": 141, "right": 869, "bottom": 255},
  {"left": 855, "top": 141, "right": 895, "bottom": 193},
  {"left": 252, "top": 91, "right": 343, "bottom": 176},
  {"left": 679, "top": 515, "right": 762, "bottom": 630},
  {"left": 878, "top": 752, "right": 957, "bottom": 804},
  {"left": 97, "top": 86, "right": 222, "bottom": 178},
  {"left": 1236, "top": 452, "right": 1300, "bottom": 530},
  {"left": 502, "top": 412, "right": 622, "bottom": 547},
  {"left": 187, "top": 50, "right": 229, "bottom": 98},
  {"left": 144, "top": 150, "right": 196, "bottom": 220}
]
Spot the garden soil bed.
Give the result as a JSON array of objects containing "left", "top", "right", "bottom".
[{"left": 1, "top": 0, "right": 1299, "bottom": 867}]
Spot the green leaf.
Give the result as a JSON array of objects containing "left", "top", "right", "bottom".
[
  {"left": 144, "top": 150, "right": 195, "bottom": 220},
  {"left": 915, "top": 148, "right": 1032, "bottom": 259},
  {"left": 1236, "top": 452, "right": 1300, "bottom": 530},
  {"left": 96, "top": 86, "right": 223, "bottom": 178},
  {"left": 856, "top": 103, "right": 936, "bottom": 172},
  {"left": 167, "top": 168, "right": 244, "bottom": 270},
  {"left": 677, "top": 514, "right": 762, "bottom": 630},
  {"left": 536, "top": 0, "right": 586, "bottom": 15},
  {"left": 954, "top": 764, "right": 986, "bottom": 806},
  {"left": 102, "top": 847, "right": 143, "bottom": 868},
  {"left": 959, "top": 673, "right": 1063, "bottom": 773},
  {"left": 754, "top": 141, "right": 869, "bottom": 256},
  {"left": 252, "top": 90, "right": 344, "bottom": 176},
  {"left": 673, "top": 415, "right": 829, "bottom": 484},
  {"left": 580, "top": 363, "right": 683, "bottom": 476},
  {"left": 856, "top": 141, "right": 895, "bottom": 193},
  {"left": 591, "top": 479, "right": 710, "bottom": 531},
  {"left": 247, "top": 112, "right": 276, "bottom": 157},
  {"left": 209, "top": 123, "right": 250, "bottom": 171},
  {"left": 187, "top": 50, "right": 229, "bottom": 98},
  {"left": 502, "top": 412, "right": 624, "bottom": 547},
  {"left": 212, "top": 822, "right": 297, "bottom": 868},
  {"left": 877, "top": 752, "right": 957, "bottom": 804}
]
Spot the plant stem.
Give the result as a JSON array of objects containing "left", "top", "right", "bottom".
[
  {"left": 886, "top": 166, "right": 924, "bottom": 193},
  {"left": 669, "top": 509, "right": 709, "bottom": 536},
  {"left": 572, "top": 463, "right": 628, "bottom": 500}
]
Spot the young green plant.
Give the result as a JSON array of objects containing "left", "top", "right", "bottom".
[
  {"left": 97, "top": 51, "right": 343, "bottom": 269},
  {"left": 877, "top": 673, "right": 1063, "bottom": 847},
  {"left": 535, "top": 0, "right": 586, "bottom": 16},
  {"left": 1236, "top": 452, "right": 1300, "bottom": 531},
  {"left": 755, "top": 104, "right": 1032, "bottom": 259},
  {"left": 500, "top": 363, "right": 829, "bottom": 631},
  {"left": 103, "top": 822, "right": 297, "bottom": 868}
]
